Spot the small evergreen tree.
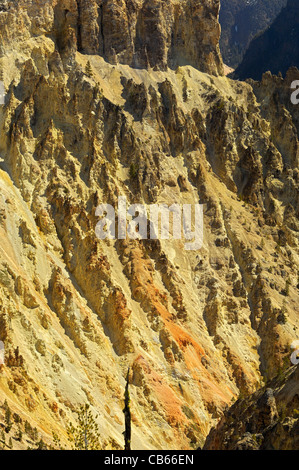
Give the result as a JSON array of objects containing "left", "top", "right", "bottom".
[
  {"left": 284, "top": 278, "right": 291, "bottom": 296},
  {"left": 32, "top": 427, "right": 39, "bottom": 442},
  {"left": 85, "top": 61, "right": 93, "bottom": 78},
  {"left": 15, "top": 425, "right": 22, "bottom": 442},
  {"left": 24, "top": 420, "right": 31, "bottom": 436},
  {"left": 13, "top": 412, "right": 21, "bottom": 424},
  {"left": 5, "top": 404, "right": 12, "bottom": 433},
  {"left": 66, "top": 404, "right": 101, "bottom": 450},
  {"left": 36, "top": 438, "right": 47, "bottom": 450}
]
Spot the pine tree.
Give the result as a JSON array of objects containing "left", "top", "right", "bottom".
[
  {"left": 85, "top": 60, "right": 93, "bottom": 78},
  {"left": 5, "top": 404, "right": 12, "bottom": 433},
  {"left": 66, "top": 404, "right": 101, "bottom": 450},
  {"left": 52, "top": 432, "right": 65, "bottom": 450},
  {"left": 36, "top": 438, "right": 47, "bottom": 450},
  {"left": 32, "top": 427, "right": 38, "bottom": 442},
  {"left": 0, "top": 69, "right": 4, "bottom": 105},
  {"left": 15, "top": 425, "right": 22, "bottom": 442},
  {"left": 24, "top": 420, "right": 31, "bottom": 436},
  {"left": 284, "top": 278, "right": 291, "bottom": 296}
]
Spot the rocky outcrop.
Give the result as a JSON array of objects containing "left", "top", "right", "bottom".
[
  {"left": 0, "top": 0, "right": 224, "bottom": 75},
  {"left": 80, "top": 0, "right": 224, "bottom": 74},
  {"left": 204, "top": 365, "right": 299, "bottom": 450}
]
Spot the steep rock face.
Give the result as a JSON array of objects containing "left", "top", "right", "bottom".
[
  {"left": 0, "top": 0, "right": 298, "bottom": 451},
  {"left": 219, "top": 0, "right": 287, "bottom": 69},
  {"left": 235, "top": 0, "right": 299, "bottom": 80},
  {"left": 0, "top": 0, "right": 224, "bottom": 75},
  {"left": 79, "top": 0, "right": 224, "bottom": 74},
  {"left": 204, "top": 365, "right": 299, "bottom": 450}
]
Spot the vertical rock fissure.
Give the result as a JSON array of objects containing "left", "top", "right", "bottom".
[
  {"left": 99, "top": 3, "right": 105, "bottom": 57},
  {"left": 75, "top": 0, "right": 82, "bottom": 52}
]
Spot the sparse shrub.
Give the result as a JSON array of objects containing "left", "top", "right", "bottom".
[{"left": 277, "top": 300, "right": 288, "bottom": 324}]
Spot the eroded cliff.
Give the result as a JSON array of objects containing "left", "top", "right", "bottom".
[
  {"left": 0, "top": 0, "right": 298, "bottom": 450},
  {"left": 204, "top": 364, "right": 299, "bottom": 450}
]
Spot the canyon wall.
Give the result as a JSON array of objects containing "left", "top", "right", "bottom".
[{"left": 0, "top": 0, "right": 298, "bottom": 450}]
